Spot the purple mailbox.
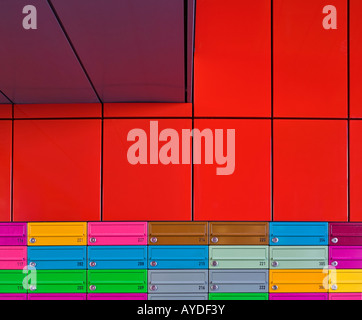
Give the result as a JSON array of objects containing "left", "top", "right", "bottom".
[{"left": 0, "top": 223, "right": 27, "bottom": 246}]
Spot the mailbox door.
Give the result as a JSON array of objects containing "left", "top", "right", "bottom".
[
  {"left": 148, "top": 246, "right": 208, "bottom": 269},
  {"left": 27, "top": 294, "right": 87, "bottom": 300},
  {"left": 0, "top": 246, "right": 27, "bottom": 269},
  {"left": 209, "top": 222, "right": 268, "bottom": 245},
  {"left": 269, "top": 270, "right": 327, "bottom": 293},
  {"left": 148, "top": 294, "right": 208, "bottom": 300},
  {"left": 29, "top": 270, "right": 87, "bottom": 294},
  {"left": 329, "top": 246, "right": 362, "bottom": 269},
  {"left": 88, "top": 246, "right": 147, "bottom": 269},
  {"left": 270, "top": 246, "right": 328, "bottom": 269},
  {"left": 148, "top": 270, "right": 208, "bottom": 293},
  {"left": 209, "top": 270, "right": 268, "bottom": 293},
  {"left": 0, "top": 294, "right": 27, "bottom": 300},
  {"left": 330, "top": 270, "right": 362, "bottom": 292},
  {"left": 329, "top": 223, "right": 362, "bottom": 246},
  {"left": 88, "top": 222, "right": 147, "bottom": 246},
  {"left": 209, "top": 293, "right": 269, "bottom": 300},
  {"left": 269, "top": 223, "right": 328, "bottom": 246},
  {"left": 87, "top": 270, "right": 147, "bottom": 293},
  {"left": 329, "top": 293, "right": 362, "bottom": 300},
  {"left": 27, "top": 246, "right": 87, "bottom": 270},
  {"left": 0, "top": 223, "right": 27, "bottom": 246},
  {"left": 209, "top": 246, "right": 269, "bottom": 269},
  {"left": 269, "top": 293, "right": 328, "bottom": 300},
  {"left": 28, "top": 222, "right": 87, "bottom": 246},
  {"left": 148, "top": 222, "right": 208, "bottom": 245},
  {"left": 0, "top": 270, "right": 27, "bottom": 293},
  {"left": 87, "top": 294, "right": 147, "bottom": 300}
]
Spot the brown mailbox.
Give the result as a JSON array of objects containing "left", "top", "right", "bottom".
[
  {"left": 209, "top": 222, "right": 269, "bottom": 245},
  {"left": 148, "top": 222, "right": 208, "bottom": 245}
]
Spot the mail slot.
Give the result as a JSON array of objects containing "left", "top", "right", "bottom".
[
  {"left": 148, "top": 246, "right": 208, "bottom": 269},
  {"left": 209, "top": 293, "right": 269, "bottom": 300},
  {"left": 0, "top": 246, "right": 27, "bottom": 269},
  {"left": 148, "top": 270, "right": 208, "bottom": 293},
  {"left": 27, "top": 246, "right": 87, "bottom": 270},
  {"left": 28, "top": 222, "right": 87, "bottom": 246},
  {"left": 0, "top": 294, "right": 27, "bottom": 300},
  {"left": 269, "top": 222, "right": 328, "bottom": 246},
  {"left": 88, "top": 222, "right": 147, "bottom": 246},
  {"left": 329, "top": 246, "right": 362, "bottom": 269},
  {"left": 88, "top": 246, "right": 147, "bottom": 269},
  {"left": 87, "top": 270, "right": 147, "bottom": 293},
  {"left": 28, "top": 294, "right": 87, "bottom": 300},
  {"left": 329, "top": 223, "right": 362, "bottom": 246},
  {"left": 148, "top": 222, "right": 208, "bottom": 245},
  {"left": 87, "top": 294, "right": 148, "bottom": 300},
  {"left": 148, "top": 294, "right": 208, "bottom": 300},
  {"left": 270, "top": 246, "right": 328, "bottom": 269},
  {"left": 0, "top": 223, "right": 27, "bottom": 246},
  {"left": 209, "top": 246, "right": 268, "bottom": 269},
  {"left": 269, "top": 293, "right": 328, "bottom": 300},
  {"left": 329, "top": 269, "right": 362, "bottom": 292},
  {"left": 28, "top": 270, "right": 87, "bottom": 293},
  {"left": 329, "top": 293, "right": 362, "bottom": 300},
  {"left": 269, "top": 270, "right": 327, "bottom": 293},
  {"left": 209, "top": 222, "right": 268, "bottom": 245},
  {"left": 209, "top": 270, "right": 268, "bottom": 293},
  {"left": 0, "top": 270, "right": 27, "bottom": 293}
]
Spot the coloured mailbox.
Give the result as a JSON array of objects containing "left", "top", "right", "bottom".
[
  {"left": 209, "top": 293, "right": 269, "bottom": 300},
  {"left": 27, "top": 294, "right": 87, "bottom": 300},
  {"left": 269, "top": 223, "right": 328, "bottom": 246},
  {"left": 329, "top": 246, "right": 362, "bottom": 269},
  {"left": 148, "top": 270, "right": 208, "bottom": 293},
  {"left": 28, "top": 270, "right": 87, "bottom": 293},
  {"left": 27, "top": 246, "right": 87, "bottom": 270},
  {"left": 0, "top": 246, "right": 27, "bottom": 269},
  {"left": 148, "top": 246, "right": 208, "bottom": 269},
  {"left": 209, "top": 270, "right": 269, "bottom": 293},
  {"left": 209, "top": 246, "right": 268, "bottom": 269},
  {"left": 87, "top": 294, "right": 148, "bottom": 300},
  {"left": 88, "top": 222, "right": 147, "bottom": 246},
  {"left": 0, "top": 223, "right": 27, "bottom": 246},
  {"left": 148, "top": 222, "right": 208, "bottom": 245},
  {"left": 329, "top": 293, "right": 362, "bottom": 300},
  {"left": 269, "top": 246, "right": 328, "bottom": 269},
  {"left": 209, "top": 222, "right": 268, "bottom": 245},
  {"left": 87, "top": 270, "right": 147, "bottom": 293},
  {"left": 88, "top": 246, "right": 147, "bottom": 269},
  {"left": 0, "top": 294, "right": 27, "bottom": 300},
  {"left": 269, "top": 293, "right": 328, "bottom": 300},
  {"left": 329, "top": 270, "right": 362, "bottom": 292},
  {"left": 0, "top": 270, "right": 27, "bottom": 294},
  {"left": 329, "top": 223, "right": 362, "bottom": 246},
  {"left": 148, "top": 294, "right": 208, "bottom": 300},
  {"left": 28, "top": 222, "right": 87, "bottom": 246},
  {"left": 269, "top": 270, "right": 328, "bottom": 293}
]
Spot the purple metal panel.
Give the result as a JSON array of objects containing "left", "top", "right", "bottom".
[
  {"left": 187, "top": 0, "right": 195, "bottom": 103},
  {"left": 269, "top": 293, "right": 328, "bottom": 300},
  {"left": 329, "top": 293, "right": 362, "bottom": 300},
  {"left": 329, "top": 246, "right": 362, "bottom": 269},
  {"left": 330, "top": 223, "right": 362, "bottom": 246},
  {"left": 0, "top": 223, "right": 27, "bottom": 246},
  {"left": 87, "top": 294, "right": 147, "bottom": 300},
  {"left": 0, "top": 294, "right": 27, "bottom": 300},
  {"left": 50, "top": 0, "right": 185, "bottom": 103},
  {"left": 0, "top": 93, "right": 10, "bottom": 104},
  {"left": 28, "top": 294, "right": 87, "bottom": 300},
  {"left": 0, "top": 0, "right": 98, "bottom": 104}
]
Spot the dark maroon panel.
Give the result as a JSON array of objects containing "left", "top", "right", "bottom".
[
  {"left": 0, "top": 93, "right": 10, "bottom": 104},
  {"left": 51, "top": 0, "right": 186, "bottom": 103},
  {"left": 0, "top": 0, "right": 98, "bottom": 104},
  {"left": 187, "top": 0, "right": 195, "bottom": 103}
]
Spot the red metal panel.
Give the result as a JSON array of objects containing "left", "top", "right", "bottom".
[
  {"left": 274, "top": 120, "right": 348, "bottom": 221},
  {"left": 14, "top": 104, "right": 101, "bottom": 119},
  {"left": 194, "top": 0, "right": 271, "bottom": 117},
  {"left": 0, "top": 105, "right": 11, "bottom": 119},
  {"left": 13, "top": 120, "right": 101, "bottom": 222},
  {"left": 194, "top": 119, "right": 271, "bottom": 221},
  {"left": 350, "top": 121, "right": 362, "bottom": 221},
  {"left": 274, "top": 0, "right": 347, "bottom": 118},
  {"left": 0, "top": 121, "right": 11, "bottom": 222},
  {"left": 103, "top": 119, "right": 192, "bottom": 221}
]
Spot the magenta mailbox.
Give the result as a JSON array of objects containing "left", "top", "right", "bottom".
[
  {"left": 0, "top": 223, "right": 27, "bottom": 246},
  {"left": 269, "top": 293, "right": 328, "bottom": 300},
  {"left": 329, "top": 246, "right": 362, "bottom": 269},
  {"left": 87, "top": 294, "right": 147, "bottom": 300},
  {"left": 28, "top": 294, "right": 87, "bottom": 300},
  {"left": 330, "top": 223, "right": 362, "bottom": 246},
  {"left": 0, "top": 294, "right": 27, "bottom": 300}
]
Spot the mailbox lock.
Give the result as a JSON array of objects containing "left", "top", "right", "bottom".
[
  {"left": 150, "top": 261, "right": 157, "bottom": 267},
  {"left": 150, "top": 237, "right": 158, "bottom": 243},
  {"left": 90, "top": 237, "right": 97, "bottom": 243},
  {"left": 211, "top": 237, "right": 219, "bottom": 244},
  {"left": 29, "top": 262, "right": 36, "bottom": 267},
  {"left": 89, "top": 285, "right": 97, "bottom": 291},
  {"left": 272, "top": 285, "right": 278, "bottom": 291},
  {"left": 30, "top": 238, "right": 36, "bottom": 244},
  {"left": 212, "top": 261, "right": 218, "bottom": 267},
  {"left": 210, "top": 285, "right": 219, "bottom": 291},
  {"left": 272, "top": 261, "right": 279, "bottom": 267},
  {"left": 272, "top": 237, "right": 279, "bottom": 244},
  {"left": 331, "top": 284, "right": 338, "bottom": 291},
  {"left": 150, "top": 285, "right": 158, "bottom": 291},
  {"left": 331, "top": 261, "right": 338, "bottom": 267},
  {"left": 29, "top": 285, "right": 36, "bottom": 291},
  {"left": 331, "top": 238, "right": 338, "bottom": 244},
  {"left": 90, "top": 261, "right": 96, "bottom": 267}
]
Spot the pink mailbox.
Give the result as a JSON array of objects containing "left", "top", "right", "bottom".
[{"left": 0, "top": 246, "right": 27, "bottom": 269}]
